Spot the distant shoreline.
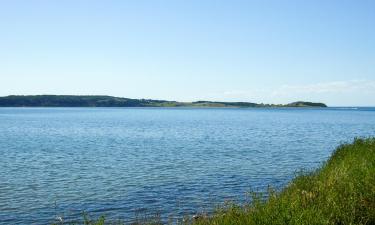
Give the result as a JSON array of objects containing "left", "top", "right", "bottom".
[{"left": 0, "top": 95, "right": 327, "bottom": 108}]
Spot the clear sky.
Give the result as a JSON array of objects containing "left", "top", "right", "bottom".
[{"left": 1, "top": 0, "right": 374, "bottom": 106}]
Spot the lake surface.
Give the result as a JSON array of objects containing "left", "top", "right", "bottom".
[{"left": 1, "top": 107, "right": 375, "bottom": 224}]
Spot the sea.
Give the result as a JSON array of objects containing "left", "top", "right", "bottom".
[{"left": 1, "top": 107, "right": 375, "bottom": 224}]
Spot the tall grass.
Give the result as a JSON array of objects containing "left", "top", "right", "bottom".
[
  {"left": 54, "top": 138, "right": 375, "bottom": 225},
  {"left": 190, "top": 138, "right": 375, "bottom": 225}
]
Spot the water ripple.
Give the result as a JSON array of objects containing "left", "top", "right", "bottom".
[{"left": 0, "top": 107, "right": 375, "bottom": 224}]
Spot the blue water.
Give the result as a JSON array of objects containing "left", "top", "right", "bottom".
[{"left": 0, "top": 107, "right": 375, "bottom": 224}]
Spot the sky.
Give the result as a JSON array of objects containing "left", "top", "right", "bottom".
[{"left": 1, "top": 0, "right": 374, "bottom": 106}]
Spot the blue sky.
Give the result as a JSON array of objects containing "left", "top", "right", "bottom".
[{"left": 1, "top": 0, "right": 374, "bottom": 106}]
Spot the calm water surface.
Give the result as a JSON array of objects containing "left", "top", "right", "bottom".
[{"left": 0, "top": 107, "right": 375, "bottom": 224}]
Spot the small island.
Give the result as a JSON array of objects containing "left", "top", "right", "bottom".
[{"left": 0, "top": 95, "right": 327, "bottom": 108}]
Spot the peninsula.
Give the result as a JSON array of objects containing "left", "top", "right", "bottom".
[{"left": 0, "top": 95, "right": 327, "bottom": 108}]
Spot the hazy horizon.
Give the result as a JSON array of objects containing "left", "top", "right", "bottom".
[{"left": 1, "top": 0, "right": 374, "bottom": 106}]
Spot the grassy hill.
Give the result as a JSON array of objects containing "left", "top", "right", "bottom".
[
  {"left": 286, "top": 101, "right": 328, "bottom": 107},
  {"left": 0, "top": 95, "right": 327, "bottom": 108}
]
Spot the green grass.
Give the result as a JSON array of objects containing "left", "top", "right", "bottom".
[
  {"left": 54, "top": 138, "right": 375, "bottom": 225},
  {"left": 190, "top": 137, "right": 375, "bottom": 225}
]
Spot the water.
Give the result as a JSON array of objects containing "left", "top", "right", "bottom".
[{"left": 0, "top": 107, "right": 374, "bottom": 224}]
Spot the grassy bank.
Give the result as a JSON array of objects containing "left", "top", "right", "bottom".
[
  {"left": 190, "top": 138, "right": 375, "bottom": 225},
  {"left": 57, "top": 138, "right": 375, "bottom": 225}
]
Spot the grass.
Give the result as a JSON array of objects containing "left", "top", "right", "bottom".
[{"left": 54, "top": 138, "right": 375, "bottom": 225}]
